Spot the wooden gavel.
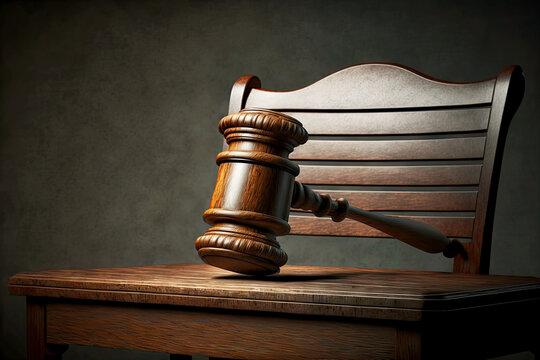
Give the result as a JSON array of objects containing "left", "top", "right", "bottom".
[{"left": 195, "top": 109, "right": 465, "bottom": 275}]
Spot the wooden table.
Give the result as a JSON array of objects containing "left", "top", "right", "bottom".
[{"left": 8, "top": 264, "right": 540, "bottom": 359}]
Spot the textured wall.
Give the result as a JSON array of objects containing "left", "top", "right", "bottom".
[{"left": 2, "top": 1, "right": 539, "bottom": 359}]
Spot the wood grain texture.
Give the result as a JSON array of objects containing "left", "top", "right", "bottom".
[
  {"left": 27, "top": 298, "right": 46, "bottom": 360},
  {"left": 453, "top": 66, "right": 525, "bottom": 273},
  {"left": 228, "top": 75, "right": 261, "bottom": 114},
  {"left": 396, "top": 328, "right": 422, "bottom": 360},
  {"left": 197, "top": 109, "right": 308, "bottom": 275},
  {"left": 200, "top": 108, "right": 470, "bottom": 274},
  {"left": 296, "top": 164, "right": 482, "bottom": 185},
  {"left": 235, "top": 63, "right": 525, "bottom": 273},
  {"left": 292, "top": 181, "right": 463, "bottom": 258},
  {"left": 9, "top": 264, "right": 540, "bottom": 322},
  {"left": 291, "top": 182, "right": 455, "bottom": 254},
  {"left": 46, "top": 302, "right": 396, "bottom": 359},
  {"left": 27, "top": 298, "right": 68, "bottom": 360},
  {"left": 292, "top": 190, "right": 477, "bottom": 211},
  {"left": 291, "top": 137, "right": 486, "bottom": 161},
  {"left": 282, "top": 108, "right": 491, "bottom": 135},
  {"left": 11, "top": 64, "right": 530, "bottom": 360},
  {"left": 288, "top": 214, "right": 474, "bottom": 238},
  {"left": 245, "top": 63, "right": 495, "bottom": 110}
]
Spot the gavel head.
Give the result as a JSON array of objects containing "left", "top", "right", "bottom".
[{"left": 195, "top": 109, "right": 308, "bottom": 275}]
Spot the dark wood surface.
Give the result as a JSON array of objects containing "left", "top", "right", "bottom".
[
  {"left": 9, "top": 264, "right": 540, "bottom": 321},
  {"left": 234, "top": 63, "right": 525, "bottom": 274},
  {"left": 291, "top": 182, "right": 456, "bottom": 254},
  {"left": 288, "top": 214, "right": 473, "bottom": 238},
  {"left": 27, "top": 298, "right": 68, "bottom": 360},
  {"left": 198, "top": 106, "right": 480, "bottom": 275},
  {"left": 195, "top": 110, "right": 309, "bottom": 275},
  {"left": 34, "top": 298, "right": 539, "bottom": 359},
  {"left": 12, "top": 63, "right": 531, "bottom": 359},
  {"left": 245, "top": 63, "right": 495, "bottom": 109},
  {"left": 27, "top": 298, "right": 47, "bottom": 360},
  {"left": 10, "top": 263, "right": 540, "bottom": 359},
  {"left": 282, "top": 108, "right": 491, "bottom": 135},
  {"left": 296, "top": 164, "right": 482, "bottom": 185},
  {"left": 290, "top": 190, "right": 477, "bottom": 211},
  {"left": 291, "top": 137, "right": 486, "bottom": 160},
  {"left": 464, "top": 65, "right": 525, "bottom": 274},
  {"left": 45, "top": 302, "right": 398, "bottom": 359}
]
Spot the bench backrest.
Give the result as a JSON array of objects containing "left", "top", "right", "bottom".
[{"left": 227, "top": 63, "right": 524, "bottom": 273}]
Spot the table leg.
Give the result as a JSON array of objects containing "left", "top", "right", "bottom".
[
  {"left": 396, "top": 328, "right": 422, "bottom": 360},
  {"left": 27, "top": 297, "right": 68, "bottom": 360}
]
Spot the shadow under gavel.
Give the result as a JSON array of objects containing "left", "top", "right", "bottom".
[{"left": 195, "top": 109, "right": 466, "bottom": 275}]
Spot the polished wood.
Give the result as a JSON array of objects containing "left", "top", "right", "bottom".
[
  {"left": 245, "top": 63, "right": 495, "bottom": 109},
  {"left": 11, "top": 63, "right": 530, "bottom": 359},
  {"left": 291, "top": 137, "right": 486, "bottom": 160},
  {"left": 291, "top": 181, "right": 459, "bottom": 255},
  {"left": 27, "top": 298, "right": 68, "bottom": 360},
  {"left": 197, "top": 108, "right": 470, "bottom": 274},
  {"left": 10, "top": 264, "right": 540, "bottom": 320},
  {"left": 195, "top": 109, "right": 308, "bottom": 275},
  {"left": 282, "top": 107, "right": 491, "bottom": 135},
  {"left": 235, "top": 63, "right": 525, "bottom": 274},
  {"left": 296, "top": 164, "right": 482, "bottom": 185},
  {"left": 289, "top": 213, "right": 474, "bottom": 238},
  {"left": 9, "top": 264, "right": 540, "bottom": 358},
  {"left": 459, "top": 65, "right": 525, "bottom": 273},
  {"left": 45, "top": 302, "right": 396, "bottom": 359},
  {"left": 27, "top": 298, "right": 47, "bottom": 360},
  {"left": 291, "top": 190, "right": 478, "bottom": 211},
  {"left": 228, "top": 75, "right": 261, "bottom": 114},
  {"left": 395, "top": 329, "right": 421, "bottom": 360}
]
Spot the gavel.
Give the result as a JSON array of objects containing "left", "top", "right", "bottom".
[{"left": 195, "top": 109, "right": 465, "bottom": 275}]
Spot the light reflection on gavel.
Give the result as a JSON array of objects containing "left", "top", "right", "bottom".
[{"left": 195, "top": 109, "right": 466, "bottom": 275}]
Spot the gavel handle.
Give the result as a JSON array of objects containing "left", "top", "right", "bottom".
[{"left": 291, "top": 182, "right": 466, "bottom": 258}]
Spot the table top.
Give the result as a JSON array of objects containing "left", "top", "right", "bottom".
[{"left": 9, "top": 264, "right": 540, "bottom": 321}]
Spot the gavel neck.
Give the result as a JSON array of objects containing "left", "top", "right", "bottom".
[{"left": 292, "top": 181, "right": 349, "bottom": 222}]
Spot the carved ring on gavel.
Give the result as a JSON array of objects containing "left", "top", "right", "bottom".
[{"left": 195, "top": 109, "right": 466, "bottom": 275}]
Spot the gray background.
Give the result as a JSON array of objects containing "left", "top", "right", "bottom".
[{"left": 2, "top": 0, "right": 539, "bottom": 359}]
